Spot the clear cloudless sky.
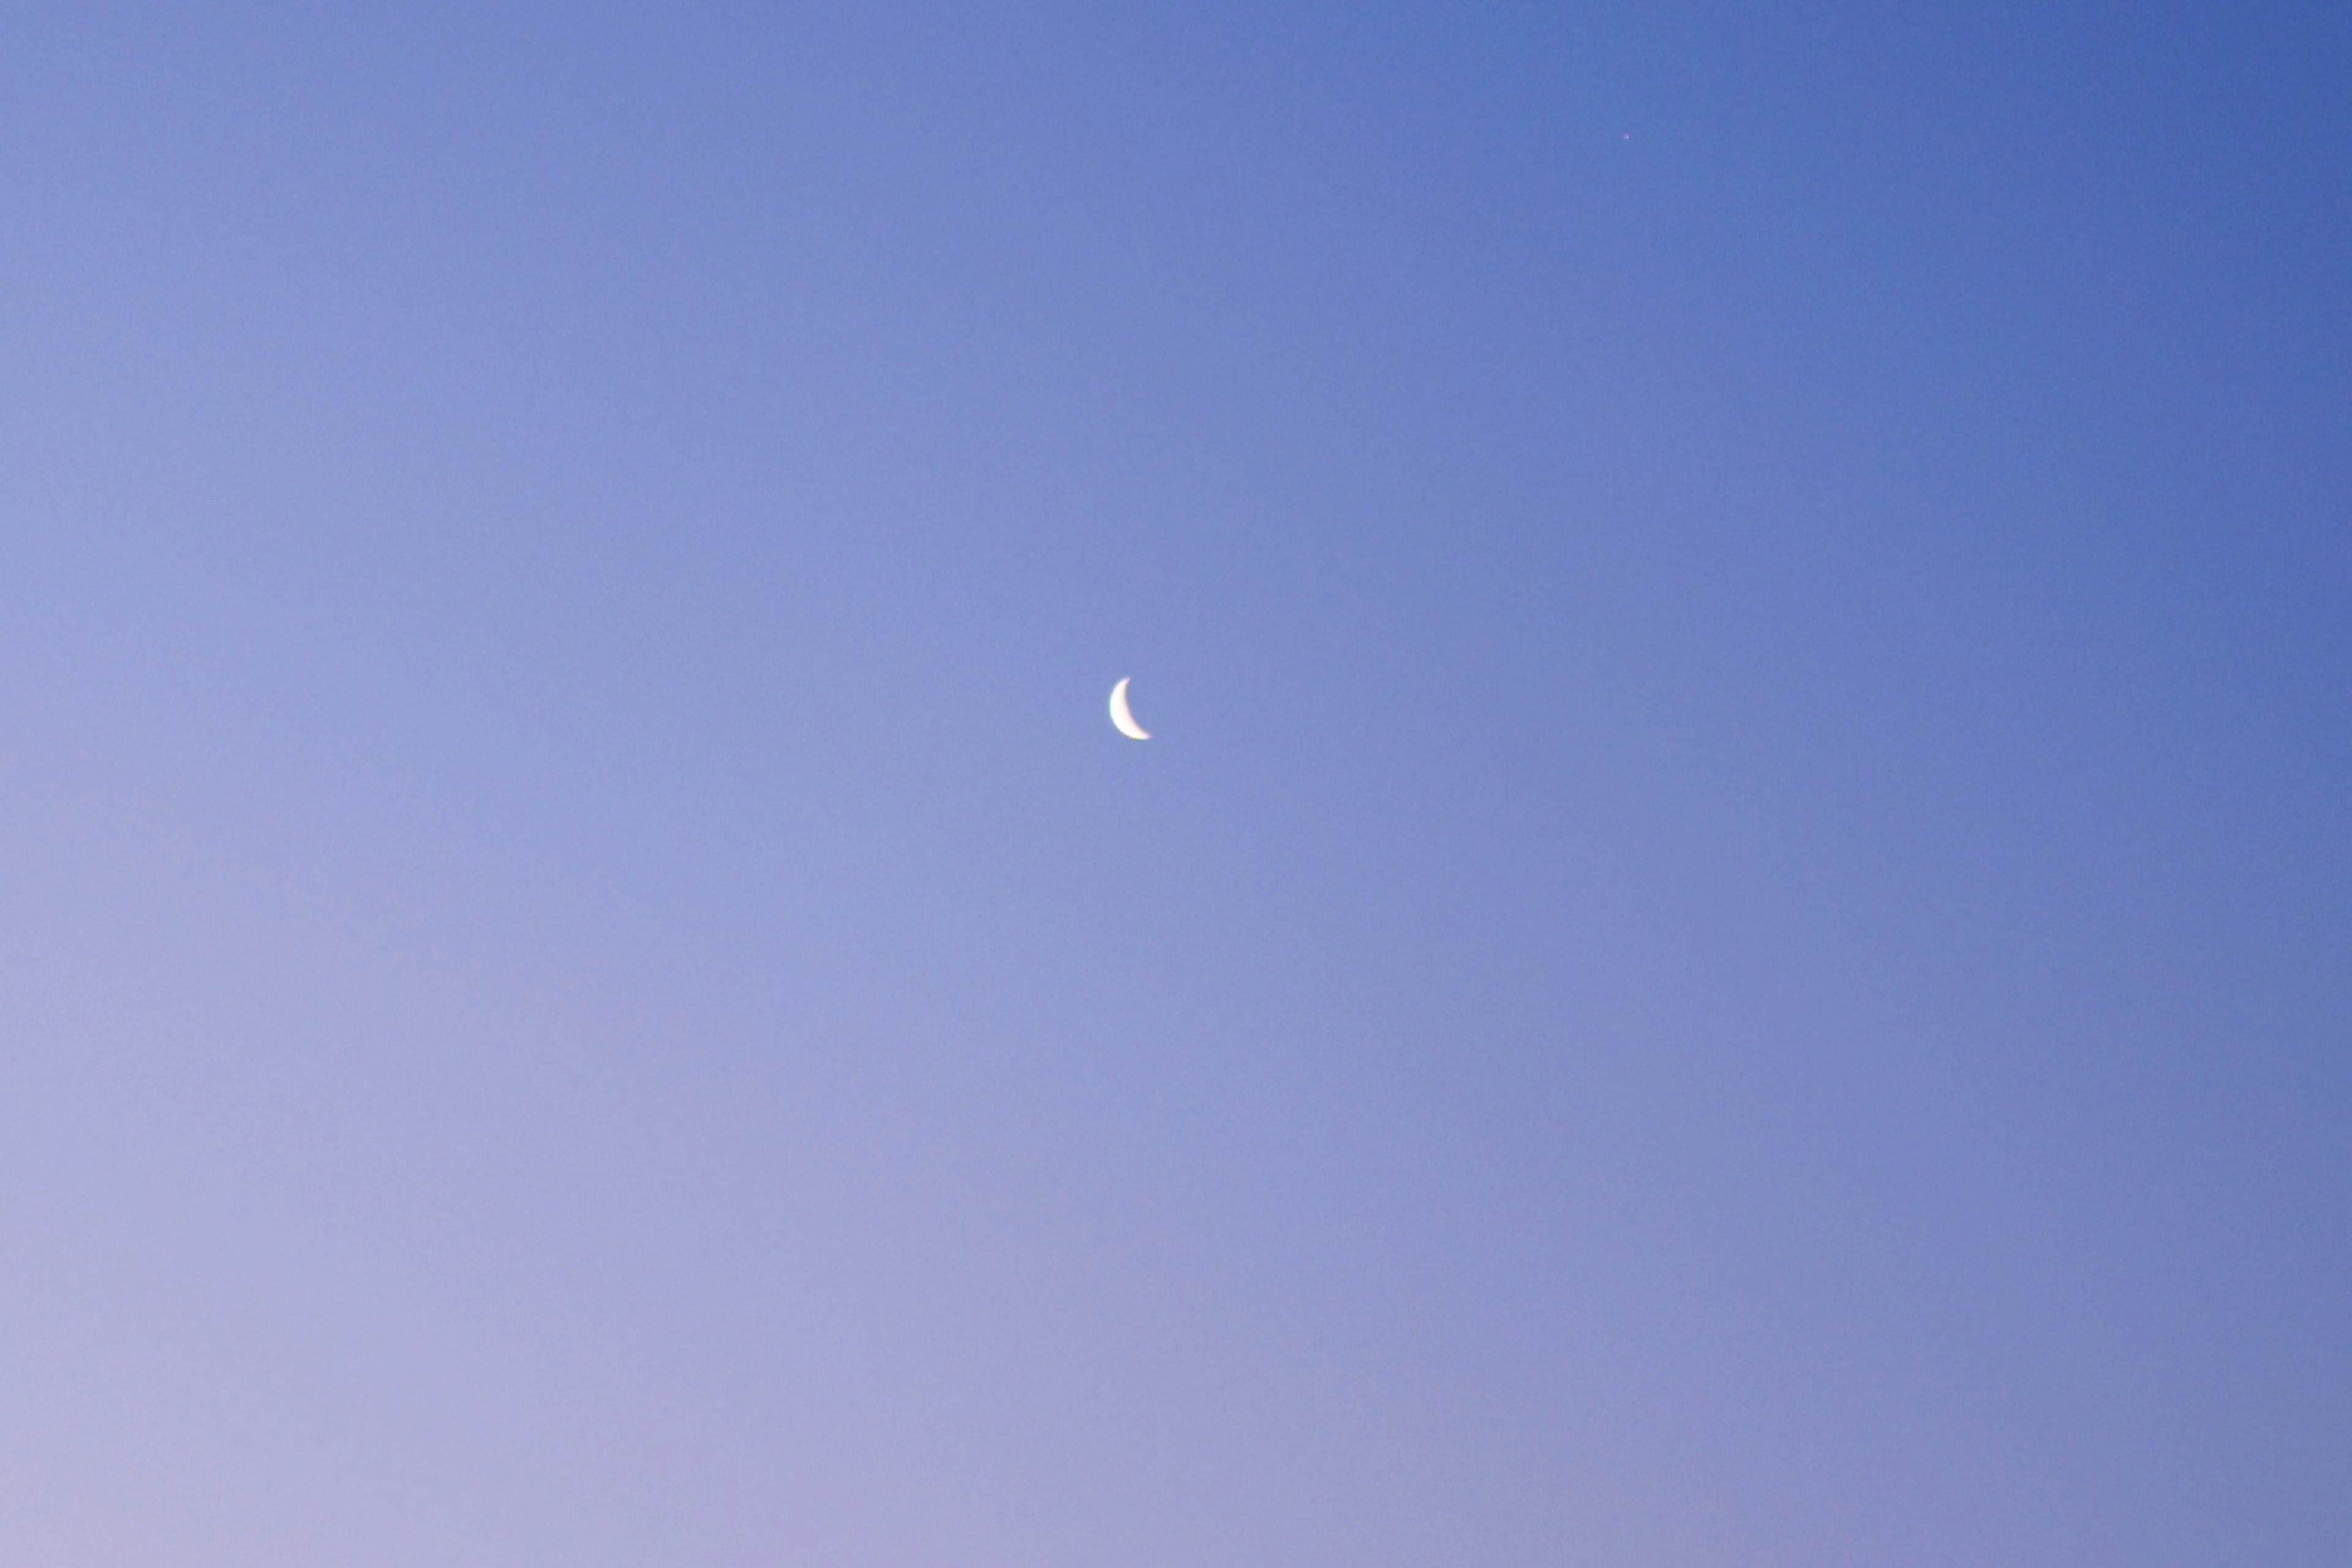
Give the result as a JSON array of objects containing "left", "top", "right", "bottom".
[{"left": 2, "top": 4, "right": 2346, "bottom": 1564}]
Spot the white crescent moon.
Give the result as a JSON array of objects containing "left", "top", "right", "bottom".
[{"left": 1108, "top": 677, "right": 1151, "bottom": 741}]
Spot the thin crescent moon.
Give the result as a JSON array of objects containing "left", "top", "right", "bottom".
[{"left": 1108, "top": 677, "right": 1151, "bottom": 741}]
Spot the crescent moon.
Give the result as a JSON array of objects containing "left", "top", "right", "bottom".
[{"left": 1108, "top": 677, "right": 1151, "bottom": 741}]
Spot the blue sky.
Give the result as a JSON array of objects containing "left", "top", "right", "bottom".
[{"left": 2, "top": 5, "right": 2346, "bottom": 1563}]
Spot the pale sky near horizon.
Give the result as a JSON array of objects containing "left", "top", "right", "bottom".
[{"left": 2, "top": 5, "right": 2348, "bottom": 1564}]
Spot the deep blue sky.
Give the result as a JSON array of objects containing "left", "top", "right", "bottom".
[{"left": 3, "top": 5, "right": 2346, "bottom": 1563}]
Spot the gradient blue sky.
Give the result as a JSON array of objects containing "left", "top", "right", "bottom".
[{"left": 4, "top": 5, "right": 2347, "bottom": 1563}]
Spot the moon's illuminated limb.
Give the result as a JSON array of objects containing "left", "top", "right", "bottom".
[{"left": 1109, "top": 677, "right": 1151, "bottom": 741}]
